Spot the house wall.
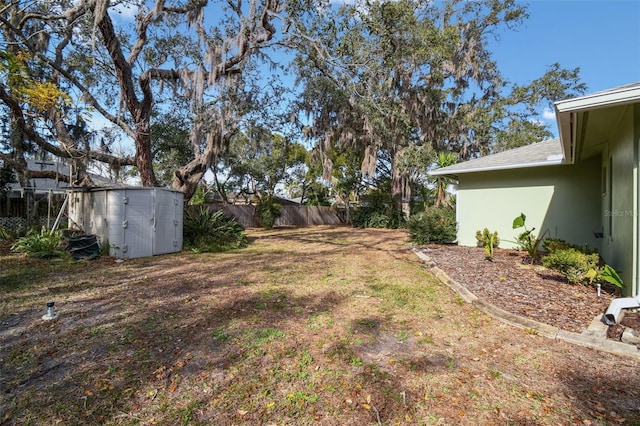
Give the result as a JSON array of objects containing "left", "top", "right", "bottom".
[
  {"left": 456, "top": 157, "right": 602, "bottom": 251},
  {"left": 601, "top": 104, "right": 638, "bottom": 295}
]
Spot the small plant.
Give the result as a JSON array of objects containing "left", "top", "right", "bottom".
[
  {"left": 0, "top": 225, "right": 11, "bottom": 241},
  {"left": 512, "top": 213, "right": 548, "bottom": 261},
  {"left": 407, "top": 208, "right": 457, "bottom": 244},
  {"left": 11, "top": 226, "right": 64, "bottom": 258},
  {"left": 600, "top": 264, "right": 625, "bottom": 288},
  {"left": 476, "top": 228, "right": 499, "bottom": 260},
  {"left": 100, "top": 239, "right": 111, "bottom": 256},
  {"left": 585, "top": 264, "right": 625, "bottom": 289}
]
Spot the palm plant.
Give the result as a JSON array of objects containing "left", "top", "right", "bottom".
[{"left": 431, "top": 152, "right": 458, "bottom": 208}]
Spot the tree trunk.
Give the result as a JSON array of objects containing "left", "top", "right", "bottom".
[
  {"left": 134, "top": 122, "right": 157, "bottom": 187},
  {"left": 390, "top": 149, "right": 411, "bottom": 218}
]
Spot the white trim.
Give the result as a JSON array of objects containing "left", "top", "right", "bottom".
[
  {"left": 429, "top": 158, "right": 564, "bottom": 176},
  {"left": 555, "top": 84, "right": 640, "bottom": 113}
]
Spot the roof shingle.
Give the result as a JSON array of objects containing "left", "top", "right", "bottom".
[{"left": 430, "top": 138, "right": 564, "bottom": 176}]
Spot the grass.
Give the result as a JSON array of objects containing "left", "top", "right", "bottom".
[{"left": 1, "top": 226, "right": 640, "bottom": 425}]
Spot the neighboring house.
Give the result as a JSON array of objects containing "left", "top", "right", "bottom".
[
  {"left": 1, "top": 159, "right": 114, "bottom": 219},
  {"left": 5, "top": 159, "right": 72, "bottom": 196},
  {"left": 5, "top": 159, "right": 114, "bottom": 195},
  {"left": 430, "top": 82, "right": 640, "bottom": 296}
]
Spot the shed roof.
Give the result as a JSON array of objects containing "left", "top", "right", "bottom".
[{"left": 429, "top": 138, "right": 564, "bottom": 176}]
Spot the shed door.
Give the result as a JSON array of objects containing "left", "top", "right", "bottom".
[
  {"left": 153, "top": 190, "right": 181, "bottom": 255},
  {"left": 122, "top": 190, "right": 154, "bottom": 258}
]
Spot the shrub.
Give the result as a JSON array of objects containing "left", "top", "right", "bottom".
[
  {"left": 543, "top": 237, "right": 598, "bottom": 255},
  {"left": 350, "top": 189, "right": 406, "bottom": 229},
  {"left": 366, "top": 212, "right": 390, "bottom": 228},
  {"left": 476, "top": 228, "right": 499, "bottom": 260},
  {"left": 407, "top": 208, "right": 457, "bottom": 244},
  {"left": 542, "top": 248, "right": 599, "bottom": 284},
  {"left": 11, "top": 226, "right": 64, "bottom": 258},
  {"left": 542, "top": 237, "right": 570, "bottom": 253},
  {"left": 184, "top": 207, "right": 248, "bottom": 252},
  {"left": 351, "top": 206, "right": 404, "bottom": 229},
  {"left": 256, "top": 195, "right": 282, "bottom": 229}
]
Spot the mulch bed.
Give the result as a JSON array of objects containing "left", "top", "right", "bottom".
[{"left": 418, "top": 244, "right": 619, "bottom": 334}]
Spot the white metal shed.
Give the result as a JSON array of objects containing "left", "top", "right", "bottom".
[{"left": 67, "top": 187, "right": 183, "bottom": 258}]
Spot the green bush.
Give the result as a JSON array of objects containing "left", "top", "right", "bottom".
[
  {"left": 543, "top": 237, "right": 598, "bottom": 255},
  {"left": 407, "top": 208, "right": 457, "bottom": 244},
  {"left": 256, "top": 195, "right": 282, "bottom": 229},
  {"left": 542, "top": 237, "right": 570, "bottom": 253},
  {"left": 366, "top": 212, "right": 390, "bottom": 228},
  {"left": 11, "top": 226, "right": 64, "bottom": 258},
  {"left": 542, "top": 248, "right": 599, "bottom": 284},
  {"left": 350, "top": 190, "right": 406, "bottom": 229},
  {"left": 184, "top": 207, "right": 248, "bottom": 252},
  {"left": 351, "top": 206, "right": 405, "bottom": 229}
]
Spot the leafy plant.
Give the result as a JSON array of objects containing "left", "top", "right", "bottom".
[
  {"left": 512, "top": 213, "right": 548, "bottom": 261},
  {"left": 408, "top": 208, "right": 457, "bottom": 244},
  {"left": 585, "top": 264, "right": 624, "bottom": 289},
  {"left": 10, "top": 226, "right": 64, "bottom": 258},
  {"left": 476, "top": 228, "right": 499, "bottom": 260},
  {"left": 0, "top": 225, "right": 11, "bottom": 241},
  {"left": 599, "top": 264, "right": 624, "bottom": 288},
  {"left": 256, "top": 195, "right": 282, "bottom": 229},
  {"left": 184, "top": 207, "right": 248, "bottom": 252},
  {"left": 542, "top": 248, "right": 599, "bottom": 284}
]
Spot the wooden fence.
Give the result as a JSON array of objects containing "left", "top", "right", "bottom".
[{"left": 207, "top": 204, "right": 343, "bottom": 228}]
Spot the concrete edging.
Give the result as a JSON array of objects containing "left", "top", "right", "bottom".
[{"left": 412, "top": 247, "right": 640, "bottom": 359}]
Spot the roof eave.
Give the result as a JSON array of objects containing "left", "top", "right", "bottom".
[
  {"left": 555, "top": 85, "right": 640, "bottom": 113},
  {"left": 555, "top": 84, "right": 640, "bottom": 166},
  {"left": 429, "top": 158, "right": 565, "bottom": 177},
  {"left": 555, "top": 108, "right": 575, "bottom": 165}
]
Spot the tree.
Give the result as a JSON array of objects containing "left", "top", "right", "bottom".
[
  {"left": 210, "top": 128, "right": 308, "bottom": 202},
  {"left": 0, "top": 0, "right": 295, "bottom": 201},
  {"left": 293, "top": 0, "right": 585, "bottom": 213}
]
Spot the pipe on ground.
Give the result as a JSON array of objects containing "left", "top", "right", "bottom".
[{"left": 601, "top": 296, "right": 640, "bottom": 326}]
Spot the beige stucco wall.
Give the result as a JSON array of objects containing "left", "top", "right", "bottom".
[
  {"left": 456, "top": 157, "right": 602, "bottom": 252},
  {"left": 601, "top": 105, "right": 637, "bottom": 295}
]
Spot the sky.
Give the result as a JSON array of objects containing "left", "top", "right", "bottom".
[{"left": 487, "top": 0, "right": 640, "bottom": 126}]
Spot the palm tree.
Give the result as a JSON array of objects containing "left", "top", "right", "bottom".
[{"left": 431, "top": 152, "right": 457, "bottom": 208}]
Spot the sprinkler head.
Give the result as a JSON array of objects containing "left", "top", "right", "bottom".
[{"left": 42, "top": 301, "right": 59, "bottom": 321}]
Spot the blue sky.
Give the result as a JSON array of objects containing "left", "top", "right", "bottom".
[
  {"left": 485, "top": 0, "right": 640, "bottom": 131},
  {"left": 490, "top": 0, "right": 640, "bottom": 95}
]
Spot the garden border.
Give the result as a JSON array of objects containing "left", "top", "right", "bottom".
[{"left": 411, "top": 247, "right": 640, "bottom": 359}]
